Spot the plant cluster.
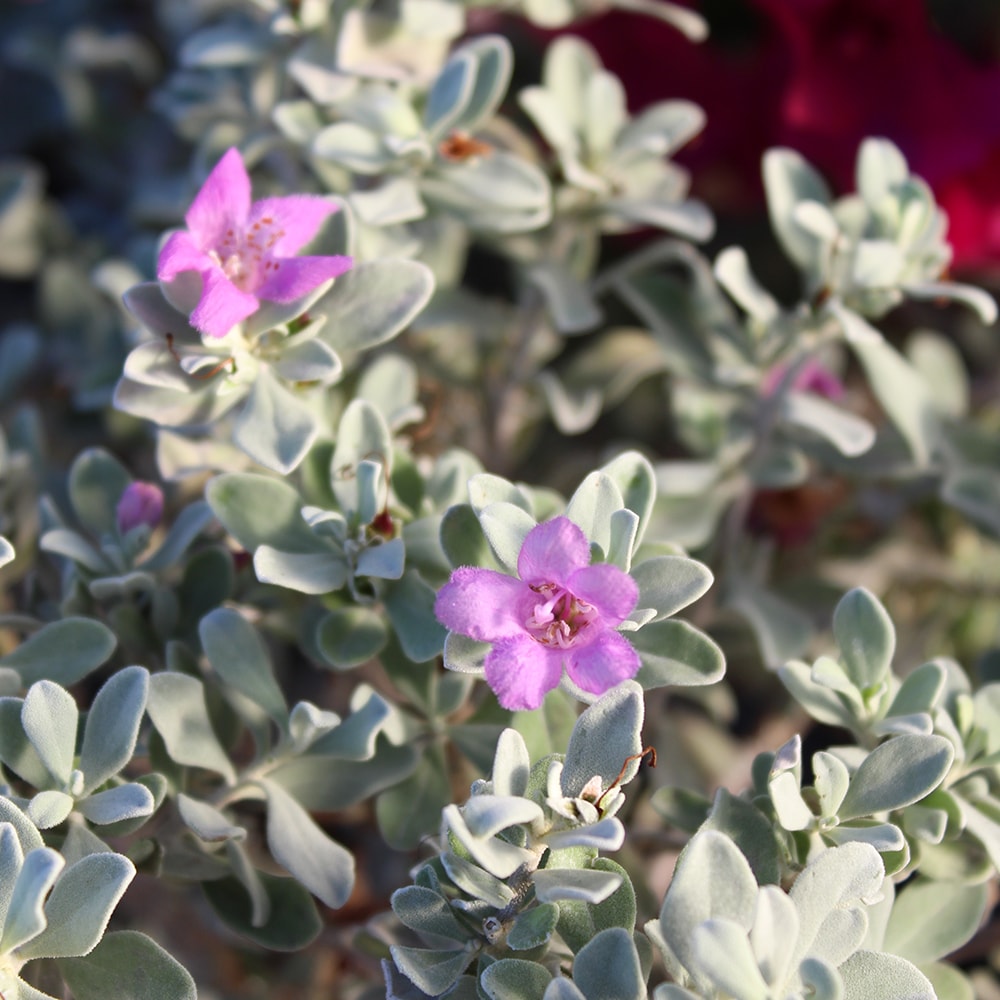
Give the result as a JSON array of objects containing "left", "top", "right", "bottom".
[{"left": 1, "top": 0, "right": 1000, "bottom": 997}]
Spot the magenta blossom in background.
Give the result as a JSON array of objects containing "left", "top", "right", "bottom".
[
  {"left": 435, "top": 517, "right": 641, "bottom": 710},
  {"left": 157, "top": 148, "right": 353, "bottom": 338},
  {"left": 116, "top": 482, "right": 164, "bottom": 535},
  {"left": 761, "top": 357, "right": 844, "bottom": 400}
]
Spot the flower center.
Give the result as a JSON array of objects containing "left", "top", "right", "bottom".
[
  {"left": 525, "top": 583, "right": 598, "bottom": 649},
  {"left": 210, "top": 216, "right": 286, "bottom": 291}
]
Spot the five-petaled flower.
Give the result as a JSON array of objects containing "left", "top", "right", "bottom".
[
  {"left": 157, "top": 148, "right": 353, "bottom": 338},
  {"left": 434, "top": 517, "right": 641, "bottom": 710}
]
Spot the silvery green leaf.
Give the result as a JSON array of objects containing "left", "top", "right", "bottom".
[
  {"left": 849, "top": 335, "right": 940, "bottom": 465},
  {"left": 887, "top": 660, "right": 946, "bottom": 718},
  {"left": 331, "top": 399, "right": 392, "bottom": 517},
  {"left": 461, "top": 795, "right": 543, "bottom": 839},
  {"left": 824, "top": 822, "right": 905, "bottom": 854},
  {"left": 312, "top": 122, "right": 394, "bottom": 174},
  {"left": 113, "top": 374, "right": 244, "bottom": 428},
  {"left": 814, "top": 751, "right": 851, "bottom": 819},
  {"left": 77, "top": 784, "right": 154, "bottom": 826},
  {"left": 508, "top": 901, "right": 559, "bottom": 950},
  {"left": 902, "top": 280, "right": 997, "bottom": 325},
  {"left": 308, "top": 686, "right": 399, "bottom": 760},
  {"left": 838, "top": 734, "right": 954, "bottom": 820},
  {"left": 632, "top": 620, "right": 726, "bottom": 688},
  {"left": 0, "top": 536, "right": 12, "bottom": 569},
  {"left": 391, "top": 944, "right": 472, "bottom": 996},
  {"left": 420, "top": 154, "right": 551, "bottom": 233},
  {"left": 884, "top": 879, "right": 988, "bottom": 964},
  {"left": 692, "top": 918, "right": 769, "bottom": 1000},
  {"left": 384, "top": 570, "right": 447, "bottom": 662},
  {"left": 533, "top": 867, "right": 622, "bottom": 904},
  {"left": 838, "top": 950, "right": 935, "bottom": 1000},
  {"left": 527, "top": 262, "right": 601, "bottom": 334},
  {"left": 288, "top": 702, "right": 343, "bottom": 754},
  {"left": 253, "top": 546, "right": 349, "bottom": 594},
  {"left": 449, "top": 35, "right": 512, "bottom": 135},
  {"left": 22, "top": 681, "right": 78, "bottom": 786},
  {"left": 391, "top": 885, "right": 467, "bottom": 942},
  {"left": 200, "top": 608, "right": 287, "bottom": 727},
  {"left": 477, "top": 503, "right": 536, "bottom": 574},
  {"left": 659, "top": 831, "right": 758, "bottom": 994},
  {"left": 565, "top": 472, "right": 624, "bottom": 555},
  {"left": 856, "top": 138, "right": 908, "bottom": 206},
  {"left": 762, "top": 148, "right": 832, "bottom": 273},
  {"left": 908, "top": 331, "right": 969, "bottom": 418},
  {"left": 316, "top": 607, "right": 388, "bottom": 669},
  {"left": 271, "top": 337, "right": 342, "bottom": 385},
  {"left": 233, "top": 368, "right": 318, "bottom": 475},
  {"left": 519, "top": 85, "right": 577, "bottom": 154},
  {"left": 146, "top": 673, "right": 236, "bottom": 784},
  {"left": 80, "top": 666, "right": 148, "bottom": 792},
  {"left": 18, "top": 852, "right": 135, "bottom": 960},
  {"left": 139, "top": 500, "right": 214, "bottom": 573},
  {"left": 176, "top": 794, "right": 245, "bottom": 843},
  {"left": 442, "top": 632, "right": 488, "bottom": 674},
  {"left": 0, "top": 798, "right": 43, "bottom": 852},
  {"left": 714, "top": 247, "right": 779, "bottom": 324},
  {"left": 750, "top": 885, "right": 799, "bottom": 989},
  {"left": 491, "top": 729, "right": 530, "bottom": 798},
  {"left": 480, "top": 958, "right": 552, "bottom": 1000},
  {"left": 441, "top": 852, "right": 513, "bottom": 909},
  {"left": 350, "top": 179, "right": 426, "bottom": 228},
  {"left": 544, "top": 816, "right": 625, "bottom": 852},
  {"left": 652, "top": 988, "right": 700, "bottom": 1000},
  {"left": 443, "top": 805, "right": 535, "bottom": 878},
  {"left": 259, "top": 778, "right": 354, "bottom": 909},
  {"left": 0, "top": 699, "right": 49, "bottom": 788},
  {"left": 273, "top": 99, "right": 325, "bottom": 143},
  {"left": 833, "top": 588, "right": 895, "bottom": 695},
  {"left": 569, "top": 927, "right": 643, "bottom": 1000},
  {"left": 356, "top": 537, "right": 406, "bottom": 579},
  {"left": 57, "top": 929, "right": 197, "bottom": 1000},
  {"left": 68, "top": 449, "right": 131, "bottom": 537},
  {"left": 562, "top": 680, "right": 643, "bottom": 796},
  {"left": 787, "top": 842, "right": 884, "bottom": 970},
  {"left": 424, "top": 50, "right": 476, "bottom": 139},
  {"left": 0, "top": 618, "right": 116, "bottom": 687},
  {"left": 827, "top": 301, "right": 883, "bottom": 344},
  {"left": 468, "top": 475, "right": 533, "bottom": 516},
  {"left": 631, "top": 556, "right": 713, "bottom": 621},
  {"left": 27, "top": 790, "right": 75, "bottom": 829},
  {"left": 778, "top": 660, "right": 856, "bottom": 729},
  {"left": 317, "top": 259, "right": 434, "bottom": 356},
  {"left": 40, "top": 529, "right": 110, "bottom": 574},
  {"left": 782, "top": 392, "right": 875, "bottom": 456},
  {"left": 287, "top": 37, "right": 355, "bottom": 106},
  {"left": 769, "top": 771, "right": 813, "bottom": 831},
  {"left": 729, "top": 586, "right": 813, "bottom": 667},
  {"left": 206, "top": 472, "right": 316, "bottom": 552},
  {"left": 606, "top": 510, "right": 640, "bottom": 572},
  {"left": 1, "top": 836, "right": 63, "bottom": 954}
]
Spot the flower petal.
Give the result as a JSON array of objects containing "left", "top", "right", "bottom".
[
  {"left": 485, "top": 635, "right": 564, "bottom": 710},
  {"left": 157, "top": 230, "right": 213, "bottom": 282},
  {"left": 434, "top": 568, "right": 526, "bottom": 642},
  {"left": 517, "top": 517, "right": 591, "bottom": 587},
  {"left": 189, "top": 267, "right": 260, "bottom": 338},
  {"left": 255, "top": 254, "right": 354, "bottom": 303},
  {"left": 568, "top": 563, "right": 638, "bottom": 626},
  {"left": 185, "top": 147, "right": 250, "bottom": 245},
  {"left": 248, "top": 195, "right": 341, "bottom": 255},
  {"left": 566, "top": 630, "right": 640, "bottom": 695}
]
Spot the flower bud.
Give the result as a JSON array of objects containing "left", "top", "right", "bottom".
[{"left": 116, "top": 481, "right": 164, "bottom": 534}]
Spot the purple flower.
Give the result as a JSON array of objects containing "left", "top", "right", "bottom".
[
  {"left": 157, "top": 148, "right": 353, "bottom": 338},
  {"left": 116, "top": 482, "right": 164, "bottom": 534},
  {"left": 435, "top": 517, "right": 641, "bottom": 711},
  {"left": 762, "top": 357, "right": 844, "bottom": 400}
]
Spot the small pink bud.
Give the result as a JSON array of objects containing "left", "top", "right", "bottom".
[{"left": 116, "top": 482, "right": 164, "bottom": 534}]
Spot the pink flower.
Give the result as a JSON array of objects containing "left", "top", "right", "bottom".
[
  {"left": 761, "top": 358, "right": 844, "bottom": 400},
  {"left": 435, "top": 517, "right": 641, "bottom": 710},
  {"left": 116, "top": 482, "right": 164, "bottom": 534},
  {"left": 157, "top": 148, "right": 353, "bottom": 338}
]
